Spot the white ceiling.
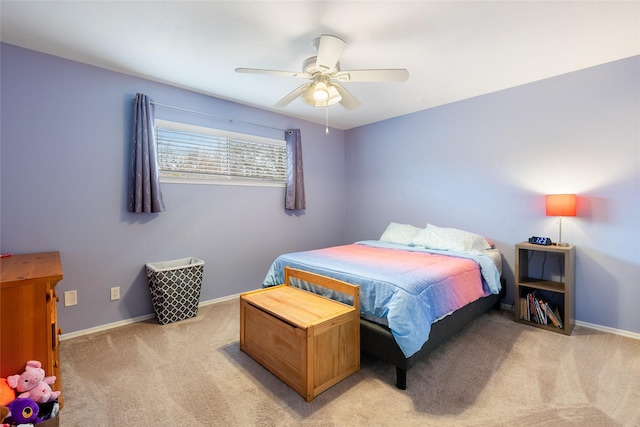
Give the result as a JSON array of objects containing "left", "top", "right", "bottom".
[{"left": 1, "top": 1, "right": 638, "bottom": 130}]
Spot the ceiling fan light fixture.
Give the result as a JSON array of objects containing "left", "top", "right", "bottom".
[
  {"left": 312, "top": 81, "right": 329, "bottom": 101},
  {"left": 302, "top": 81, "right": 342, "bottom": 107},
  {"left": 326, "top": 84, "right": 342, "bottom": 105}
]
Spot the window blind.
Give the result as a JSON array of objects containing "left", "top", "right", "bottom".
[{"left": 155, "top": 120, "right": 286, "bottom": 185}]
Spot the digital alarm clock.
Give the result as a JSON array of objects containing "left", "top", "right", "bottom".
[{"left": 528, "top": 236, "right": 552, "bottom": 246}]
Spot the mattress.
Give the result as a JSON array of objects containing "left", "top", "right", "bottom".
[{"left": 263, "top": 240, "right": 502, "bottom": 357}]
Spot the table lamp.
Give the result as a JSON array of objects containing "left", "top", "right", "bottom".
[{"left": 546, "top": 194, "right": 576, "bottom": 246}]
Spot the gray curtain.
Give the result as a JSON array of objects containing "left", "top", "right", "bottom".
[
  {"left": 285, "top": 129, "right": 306, "bottom": 210},
  {"left": 127, "top": 93, "right": 165, "bottom": 213}
]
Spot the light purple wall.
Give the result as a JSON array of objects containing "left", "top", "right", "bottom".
[
  {"left": 345, "top": 56, "right": 640, "bottom": 334},
  {"left": 3, "top": 43, "right": 638, "bottom": 336},
  {"left": 1, "top": 44, "right": 347, "bottom": 334}
]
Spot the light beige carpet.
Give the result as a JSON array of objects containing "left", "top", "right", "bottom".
[{"left": 59, "top": 299, "right": 640, "bottom": 426}]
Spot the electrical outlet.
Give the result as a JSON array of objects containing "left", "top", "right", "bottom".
[
  {"left": 110, "top": 287, "right": 120, "bottom": 301},
  {"left": 64, "top": 290, "right": 78, "bottom": 307}
]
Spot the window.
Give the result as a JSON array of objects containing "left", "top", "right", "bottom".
[{"left": 155, "top": 119, "right": 287, "bottom": 186}]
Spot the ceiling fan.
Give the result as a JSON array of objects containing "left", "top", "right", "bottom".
[{"left": 235, "top": 35, "right": 409, "bottom": 110}]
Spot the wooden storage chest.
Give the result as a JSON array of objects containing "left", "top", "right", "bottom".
[{"left": 240, "top": 267, "right": 360, "bottom": 401}]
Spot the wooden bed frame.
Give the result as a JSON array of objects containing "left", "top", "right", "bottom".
[{"left": 359, "top": 278, "right": 506, "bottom": 389}]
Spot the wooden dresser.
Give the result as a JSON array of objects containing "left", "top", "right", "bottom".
[{"left": 1, "top": 252, "right": 63, "bottom": 405}]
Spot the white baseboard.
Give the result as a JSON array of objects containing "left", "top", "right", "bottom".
[
  {"left": 59, "top": 293, "right": 242, "bottom": 341},
  {"left": 198, "top": 293, "right": 241, "bottom": 307},
  {"left": 60, "top": 295, "right": 640, "bottom": 342},
  {"left": 575, "top": 320, "right": 640, "bottom": 340}
]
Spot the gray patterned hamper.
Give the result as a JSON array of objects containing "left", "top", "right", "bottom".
[{"left": 145, "top": 257, "right": 204, "bottom": 325}]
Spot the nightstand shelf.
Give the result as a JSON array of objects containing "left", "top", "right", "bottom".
[
  {"left": 514, "top": 242, "right": 575, "bottom": 335},
  {"left": 516, "top": 279, "right": 565, "bottom": 293}
]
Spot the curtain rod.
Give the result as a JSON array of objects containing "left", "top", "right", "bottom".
[{"left": 149, "top": 101, "right": 289, "bottom": 134}]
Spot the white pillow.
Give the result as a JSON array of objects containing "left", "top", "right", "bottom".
[
  {"left": 410, "top": 224, "right": 491, "bottom": 255},
  {"left": 379, "top": 222, "right": 422, "bottom": 246}
]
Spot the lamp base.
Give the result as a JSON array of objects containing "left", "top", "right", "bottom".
[{"left": 556, "top": 242, "right": 570, "bottom": 247}]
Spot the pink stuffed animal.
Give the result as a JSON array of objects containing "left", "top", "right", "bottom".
[{"left": 6, "top": 360, "right": 60, "bottom": 403}]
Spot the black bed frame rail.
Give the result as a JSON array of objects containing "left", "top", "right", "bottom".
[{"left": 360, "top": 278, "right": 506, "bottom": 389}]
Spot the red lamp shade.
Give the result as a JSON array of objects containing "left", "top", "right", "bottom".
[{"left": 546, "top": 194, "right": 577, "bottom": 217}]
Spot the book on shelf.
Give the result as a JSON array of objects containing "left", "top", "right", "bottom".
[
  {"left": 545, "top": 302, "right": 560, "bottom": 327},
  {"left": 553, "top": 306, "right": 564, "bottom": 328},
  {"left": 519, "top": 291, "right": 563, "bottom": 328}
]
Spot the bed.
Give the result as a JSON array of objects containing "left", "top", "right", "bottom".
[{"left": 263, "top": 223, "right": 505, "bottom": 389}]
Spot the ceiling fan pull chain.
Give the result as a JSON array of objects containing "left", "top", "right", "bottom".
[{"left": 325, "top": 107, "right": 329, "bottom": 134}]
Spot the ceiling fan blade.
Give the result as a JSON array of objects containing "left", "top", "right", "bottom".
[
  {"left": 315, "top": 35, "right": 346, "bottom": 72},
  {"left": 333, "top": 69, "right": 409, "bottom": 83},
  {"left": 333, "top": 82, "right": 361, "bottom": 110},
  {"left": 274, "top": 83, "right": 311, "bottom": 108},
  {"left": 235, "top": 68, "right": 309, "bottom": 78}
]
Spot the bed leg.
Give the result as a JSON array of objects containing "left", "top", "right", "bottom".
[{"left": 396, "top": 367, "right": 407, "bottom": 390}]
